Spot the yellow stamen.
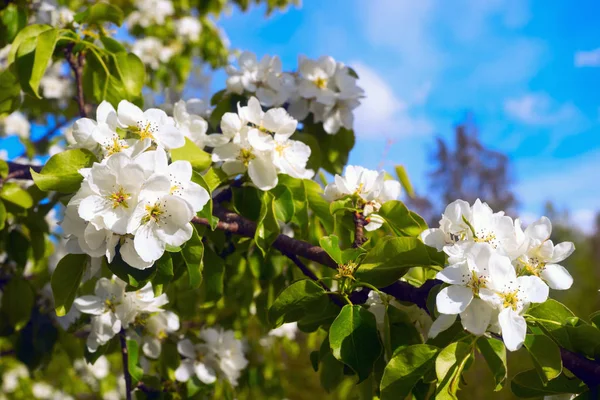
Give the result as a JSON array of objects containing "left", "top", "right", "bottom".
[
  {"left": 313, "top": 77, "right": 327, "bottom": 89},
  {"left": 108, "top": 187, "right": 130, "bottom": 209}
]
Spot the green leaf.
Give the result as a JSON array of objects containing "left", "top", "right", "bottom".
[
  {"left": 200, "top": 246, "right": 225, "bottom": 302},
  {"left": 171, "top": 137, "right": 212, "bottom": 171},
  {"left": 106, "top": 250, "right": 155, "bottom": 288},
  {"left": 319, "top": 235, "right": 342, "bottom": 265},
  {"left": 75, "top": 3, "right": 124, "bottom": 26},
  {"left": 527, "top": 299, "right": 576, "bottom": 348},
  {"left": 15, "top": 28, "right": 58, "bottom": 98},
  {"left": 298, "top": 301, "right": 341, "bottom": 333},
  {"left": 268, "top": 279, "right": 327, "bottom": 327},
  {"left": 277, "top": 175, "right": 309, "bottom": 236},
  {"left": 378, "top": 200, "right": 426, "bottom": 237},
  {"left": 304, "top": 124, "right": 355, "bottom": 175},
  {"left": 202, "top": 167, "right": 229, "bottom": 193},
  {"left": 190, "top": 171, "right": 219, "bottom": 230},
  {"left": 380, "top": 344, "right": 439, "bottom": 400},
  {"left": 524, "top": 334, "right": 562, "bottom": 384},
  {"left": 126, "top": 339, "right": 144, "bottom": 386},
  {"left": 8, "top": 24, "right": 53, "bottom": 65},
  {"left": 395, "top": 165, "right": 415, "bottom": 198},
  {"left": 0, "top": 200, "right": 6, "bottom": 230},
  {"left": 355, "top": 237, "right": 438, "bottom": 287},
  {"left": 0, "top": 69, "right": 21, "bottom": 113},
  {"left": 0, "top": 182, "right": 33, "bottom": 209},
  {"left": 99, "top": 35, "right": 127, "bottom": 53},
  {"left": 511, "top": 369, "right": 586, "bottom": 398},
  {"left": 153, "top": 252, "right": 174, "bottom": 289},
  {"left": 114, "top": 52, "right": 145, "bottom": 98},
  {"left": 271, "top": 185, "right": 295, "bottom": 223},
  {"left": 477, "top": 336, "right": 507, "bottom": 391},
  {"left": 181, "top": 225, "right": 204, "bottom": 289},
  {"left": 305, "top": 179, "right": 334, "bottom": 233},
  {"left": 255, "top": 191, "right": 280, "bottom": 256},
  {"left": 317, "top": 335, "right": 346, "bottom": 392},
  {"left": 385, "top": 306, "right": 424, "bottom": 356},
  {"left": 0, "top": 5, "right": 27, "bottom": 46},
  {"left": 329, "top": 304, "right": 381, "bottom": 383},
  {"left": 1, "top": 277, "right": 34, "bottom": 330},
  {"left": 31, "top": 149, "right": 97, "bottom": 192},
  {"left": 435, "top": 340, "right": 474, "bottom": 399},
  {"left": 51, "top": 254, "right": 87, "bottom": 316}
]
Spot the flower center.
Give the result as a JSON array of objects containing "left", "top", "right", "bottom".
[
  {"left": 466, "top": 271, "right": 487, "bottom": 296},
  {"left": 133, "top": 120, "right": 158, "bottom": 140},
  {"left": 500, "top": 290, "right": 520, "bottom": 311},
  {"left": 237, "top": 147, "right": 255, "bottom": 166},
  {"left": 108, "top": 187, "right": 130, "bottom": 209},
  {"left": 313, "top": 77, "right": 327, "bottom": 89},
  {"left": 143, "top": 203, "right": 163, "bottom": 223},
  {"left": 519, "top": 256, "right": 545, "bottom": 276},
  {"left": 275, "top": 142, "right": 289, "bottom": 156},
  {"left": 105, "top": 136, "right": 129, "bottom": 156},
  {"left": 104, "top": 298, "right": 117, "bottom": 313},
  {"left": 473, "top": 229, "right": 499, "bottom": 248}
]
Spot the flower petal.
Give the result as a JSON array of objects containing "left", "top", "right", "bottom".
[
  {"left": 175, "top": 360, "right": 195, "bottom": 382},
  {"left": 436, "top": 262, "right": 470, "bottom": 285},
  {"left": 541, "top": 264, "right": 573, "bottom": 290},
  {"left": 518, "top": 275, "right": 549, "bottom": 304},
  {"left": 436, "top": 285, "right": 473, "bottom": 315},
  {"left": 428, "top": 313, "right": 457, "bottom": 339},
  {"left": 498, "top": 308, "right": 527, "bottom": 351},
  {"left": 248, "top": 156, "right": 278, "bottom": 191},
  {"left": 460, "top": 298, "right": 493, "bottom": 336}
]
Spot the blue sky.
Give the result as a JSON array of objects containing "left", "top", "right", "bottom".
[{"left": 211, "top": 0, "right": 600, "bottom": 232}]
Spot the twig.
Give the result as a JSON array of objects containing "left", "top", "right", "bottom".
[
  {"left": 119, "top": 330, "right": 133, "bottom": 400},
  {"left": 4, "top": 162, "right": 43, "bottom": 182},
  {"left": 353, "top": 211, "right": 366, "bottom": 248},
  {"left": 65, "top": 45, "right": 87, "bottom": 118}
]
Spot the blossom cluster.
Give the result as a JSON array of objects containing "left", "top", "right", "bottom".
[
  {"left": 226, "top": 52, "right": 364, "bottom": 134},
  {"left": 175, "top": 328, "right": 249, "bottom": 387},
  {"left": 324, "top": 165, "right": 402, "bottom": 230},
  {"left": 422, "top": 199, "right": 575, "bottom": 351},
  {"left": 74, "top": 277, "right": 179, "bottom": 356},
  {"left": 64, "top": 100, "right": 210, "bottom": 268},
  {"left": 211, "top": 96, "right": 313, "bottom": 190}
]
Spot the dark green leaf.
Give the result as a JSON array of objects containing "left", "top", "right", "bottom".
[
  {"left": 380, "top": 344, "right": 439, "bottom": 400},
  {"left": 181, "top": 225, "right": 204, "bottom": 288},
  {"left": 1, "top": 277, "right": 34, "bottom": 330},
  {"left": 477, "top": 336, "right": 507, "bottom": 391},
  {"left": 51, "top": 254, "right": 87, "bottom": 316},
  {"left": 268, "top": 279, "right": 327, "bottom": 327},
  {"left": 524, "top": 334, "right": 562, "bottom": 384},
  {"left": 329, "top": 304, "right": 382, "bottom": 382},
  {"left": 0, "top": 69, "right": 21, "bottom": 113},
  {"left": 511, "top": 369, "right": 586, "bottom": 398}
]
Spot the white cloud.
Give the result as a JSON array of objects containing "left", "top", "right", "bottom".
[
  {"left": 574, "top": 48, "right": 600, "bottom": 67},
  {"left": 351, "top": 62, "right": 434, "bottom": 139},
  {"left": 504, "top": 93, "right": 578, "bottom": 125}
]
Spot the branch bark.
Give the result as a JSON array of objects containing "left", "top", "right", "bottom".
[
  {"left": 119, "top": 330, "right": 133, "bottom": 400},
  {"left": 65, "top": 45, "right": 87, "bottom": 118},
  {"left": 6, "top": 161, "right": 600, "bottom": 388},
  {"left": 353, "top": 211, "right": 366, "bottom": 248},
  {"left": 4, "top": 162, "right": 42, "bottom": 182}
]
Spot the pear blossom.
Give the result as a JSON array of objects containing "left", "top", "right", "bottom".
[
  {"left": 141, "top": 311, "right": 180, "bottom": 359},
  {"left": 173, "top": 99, "right": 224, "bottom": 148},
  {"left": 479, "top": 256, "right": 549, "bottom": 351},
  {"left": 324, "top": 165, "right": 401, "bottom": 230},
  {"left": 2, "top": 364, "right": 28, "bottom": 393},
  {"left": 1, "top": 111, "right": 30, "bottom": 139},
  {"left": 35, "top": 0, "right": 75, "bottom": 27},
  {"left": 40, "top": 62, "right": 73, "bottom": 102},
  {"left": 77, "top": 153, "right": 146, "bottom": 234},
  {"left": 212, "top": 129, "right": 279, "bottom": 191},
  {"left": 117, "top": 100, "right": 184, "bottom": 150},
  {"left": 176, "top": 17, "right": 202, "bottom": 42},
  {"left": 127, "top": 174, "right": 194, "bottom": 263},
  {"left": 131, "top": 37, "right": 175, "bottom": 70},
  {"left": 127, "top": 0, "right": 174, "bottom": 27},
  {"left": 516, "top": 216, "right": 575, "bottom": 290},
  {"left": 74, "top": 277, "right": 129, "bottom": 351},
  {"left": 297, "top": 55, "right": 338, "bottom": 105},
  {"left": 226, "top": 52, "right": 291, "bottom": 107},
  {"left": 175, "top": 327, "right": 248, "bottom": 386},
  {"left": 268, "top": 322, "right": 298, "bottom": 340}
]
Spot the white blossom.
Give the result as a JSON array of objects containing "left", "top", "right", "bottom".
[
  {"left": 176, "top": 17, "right": 202, "bottom": 42},
  {"left": 131, "top": 37, "right": 175, "bottom": 70},
  {"left": 127, "top": 0, "right": 174, "bottom": 27},
  {"left": 1, "top": 112, "right": 30, "bottom": 139},
  {"left": 175, "top": 327, "right": 248, "bottom": 386}
]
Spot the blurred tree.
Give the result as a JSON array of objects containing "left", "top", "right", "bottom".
[{"left": 429, "top": 115, "right": 517, "bottom": 216}]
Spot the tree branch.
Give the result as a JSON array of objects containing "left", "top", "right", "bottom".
[
  {"left": 119, "top": 330, "right": 133, "bottom": 400},
  {"left": 7, "top": 162, "right": 600, "bottom": 388},
  {"left": 65, "top": 45, "right": 87, "bottom": 118},
  {"left": 4, "top": 162, "right": 42, "bottom": 182},
  {"left": 353, "top": 211, "right": 366, "bottom": 248}
]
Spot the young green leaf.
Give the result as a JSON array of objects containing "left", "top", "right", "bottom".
[
  {"left": 1, "top": 277, "right": 34, "bottom": 330},
  {"left": 126, "top": 339, "right": 145, "bottom": 386},
  {"left": 8, "top": 24, "right": 53, "bottom": 65},
  {"left": 435, "top": 340, "right": 474, "bottom": 399},
  {"left": 319, "top": 235, "right": 342, "bottom": 265},
  {"left": 395, "top": 165, "right": 415, "bottom": 198},
  {"left": 31, "top": 149, "right": 97, "bottom": 192},
  {"left": 171, "top": 137, "right": 212, "bottom": 172},
  {"left": 329, "top": 304, "right": 382, "bottom": 382},
  {"left": 377, "top": 200, "right": 426, "bottom": 237},
  {"left": 75, "top": 3, "right": 124, "bottom": 26},
  {"left": 255, "top": 191, "right": 280, "bottom": 256},
  {"left": 0, "top": 182, "right": 33, "bottom": 209},
  {"left": 380, "top": 344, "right": 439, "bottom": 400}
]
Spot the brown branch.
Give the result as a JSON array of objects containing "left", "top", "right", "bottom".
[
  {"left": 353, "top": 211, "right": 366, "bottom": 248},
  {"left": 119, "top": 330, "right": 133, "bottom": 400},
  {"left": 65, "top": 45, "right": 87, "bottom": 118},
  {"left": 4, "top": 162, "right": 42, "bottom": 181}
]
